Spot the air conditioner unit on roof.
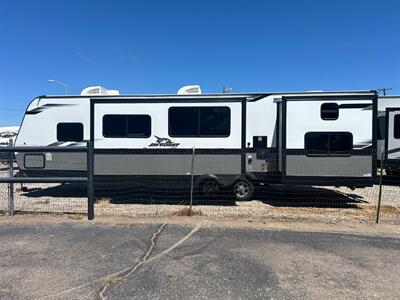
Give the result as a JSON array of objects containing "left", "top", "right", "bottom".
[
  {"left": 80, "top": 86, "right": 120, "bottom": 95},
  {"left": 177, "top": 85, "right": 202, "bottom": 95}
]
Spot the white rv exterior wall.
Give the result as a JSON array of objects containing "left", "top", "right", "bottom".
[
  {"left": 246, "top": 95, "right": 278, "bottom": 147},
  {"left": 95, "top": 102, "right": 242, "bottom": 149},
  {"left": 378, "top": 97, "right": 400, "bottom": 111},
  {"left": 15, "top": 98, "right": 90, "bottom": 146},
  {"left": 286, "top": 100, "right": 373, "bottom": 149}
]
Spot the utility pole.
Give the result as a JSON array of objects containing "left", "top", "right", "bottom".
[{"left": 377, "top": 87, "right": 392, "bottom": 96}]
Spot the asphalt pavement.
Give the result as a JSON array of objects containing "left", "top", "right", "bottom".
[{"left": 0, "top": 220, "right": 399, "bottom": 299}]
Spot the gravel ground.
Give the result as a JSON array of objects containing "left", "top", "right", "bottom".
[{"left": 1, "top": 162, "right": 400, "bottom": 224}]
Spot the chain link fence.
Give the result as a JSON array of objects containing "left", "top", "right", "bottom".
[
  {"left": 0, "top": 142, "right": 92, "bottom": 217},
  {"left": 0, "top": 147, "right": 399, "bottom": 224}
]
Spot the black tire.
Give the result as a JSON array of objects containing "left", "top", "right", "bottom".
[
  {"left": 200, "top": 180, "right": 220, "bottom": 197},
  {"left": 232, "top": 179, "right": 254, "bottom": 201},
  {"left": 386, "top": 168, "right": 400, "bottom": 176},
  {"left": 386, "top": 169, "right": 394, "bottom": 176}
]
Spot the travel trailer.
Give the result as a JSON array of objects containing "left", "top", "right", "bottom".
[
  {"left": 0, "top": 126, "right": 19, "bottom": 160},
  {"left": 14, "top": 87, "right": 377, "bottom": 200},
  {"left": 377, "top": 96, "right": 400, "bottom": 175}
]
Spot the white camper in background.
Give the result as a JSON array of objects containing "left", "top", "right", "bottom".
[
  {"left": 0, "top": 126, "right": 19, "bottom": 160},
  {"left": 377, "top": 96, "right": 400, "bottom": 175},
  {"left": 14, "top": 86, "right": 377, "bottom": 200}
]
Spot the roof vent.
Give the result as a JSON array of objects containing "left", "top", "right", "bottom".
[
  {"left": 177, "top": 85, "right": 202, "bottom": 95},
  {"left": 80, "top": 86, "right": 120, "bottom": 96}
]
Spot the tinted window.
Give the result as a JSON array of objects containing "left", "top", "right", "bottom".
[
  {"left": 57, "top": 123, "right": 83, "bottom": 142},
  {"left": 103, "top": 115, "right": 151, "bottom": 138},
  {"left": 321, "top": 103, "right": 339, "bottom": 120},
  {"left": 200, "top": 107, "right": 230, "bottom": 136},
  {"left": 305, "top": 133, "right": 329, "bottom": 153},
  {"left": 330, "top": 133, "right": 353, "bottom": 152},
  {"left": 394, "top": 115, "right": 400, "bottom": 139},
  {"left": 169, "top": 107, "right": 230, "bottom": 137},
  {"left": 305, "top": 132, "right": 353, "bottom": 155},
  {"left": 127, "top": 115, "right": 151, "bottom": 137},
  {"left": 168, "top": 107, "right": 199, "bottom": 136}
]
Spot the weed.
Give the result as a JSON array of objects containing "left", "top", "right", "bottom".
[
  {"left": 68, "top": 214, "right": 83, "bottom": 220},
  {"left": 174, "top": 207, "right": 203, "bottom": 217},
  {"left": 96, "top": 198, "right": 111, "bottom": 208},
  {"left": 105, "top": 275, "right": 119, "bottom": 285}
]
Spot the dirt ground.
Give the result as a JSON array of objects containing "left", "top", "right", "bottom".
[
  {"left": 1, "top": 214, "right": 400, "bottom": 237},
  {"left": 1, "top": 186, "right": 400, "bottom": 224},
  {"left": 1, "top": 162, "right": 400, "bottom": 224}
]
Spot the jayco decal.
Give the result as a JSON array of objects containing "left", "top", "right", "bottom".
[{"left": 149, "top": 135, "right": 180, "bottom": 147}]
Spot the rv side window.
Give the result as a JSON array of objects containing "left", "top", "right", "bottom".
[
  {"left": 305, "top": 132, "right": 352, "bottom": 155},
  {"left": 321, "top": 103, "right": 339, "bottom": 120},
  {"left": 200, "top": 107, "right": 231, "bottom": 136},
  {"left": 168, "top": 107, "right": 199, "bottom": 136},
  {"left": 329, "top": 133, "right": 353, "bottom": 152},
  {"left": 169, "top": 107, "right": 230, "bottom": 137},
  {"left": 394, "top": 115, "right": 400, "bottom": 139},
  {"left": 305, "top": 133, "right": 329, "bottom": 153},
  {"left": 57, "top": 123, "right": 83, "bottom": 142},
  {"left": 103, "top": 115, "right": 151, "bottom": 138}
]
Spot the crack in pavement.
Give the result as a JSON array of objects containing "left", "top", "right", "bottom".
[
  {"left": 99, "top": 223, "right": 167, "bottom": 300},
  {"left": 98, "top": 223, "right": 202, "bottom": 299},
  {"left": 37, "top": 223, "right": 201, "bottom": 300}
]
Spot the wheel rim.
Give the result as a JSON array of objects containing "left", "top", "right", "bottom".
[
  {"left": 233, "top": 182, "right": 249, "bottom": 198},
  {"left": 203, "top": 181, "right": 219, "bottom": 195}
]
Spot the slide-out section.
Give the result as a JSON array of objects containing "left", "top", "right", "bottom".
[{"left": 281, "top": 95, "right": 376, "bottom": 186}]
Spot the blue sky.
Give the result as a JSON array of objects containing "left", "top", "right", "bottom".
[{"left": 0, "top": 0, "right": 399, "bottom": 125}]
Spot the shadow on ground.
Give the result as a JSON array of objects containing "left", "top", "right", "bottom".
[
  {"left": 382, "top": 175, "right": 400, "bottom": 186},
  {"left": 256, "top": 185, "right": 367, "bottom": 208},
  {"left": 18, "top": 182, "right": 370, "bottom": 208}
]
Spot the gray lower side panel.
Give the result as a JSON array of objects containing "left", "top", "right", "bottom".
[
  {"left": 285, "top": 155, "right": 372, "bottom": 177},
  {"left": 17, "top": 153, "right": 241, "bottom": 176},
  {"left": 18, "top": 152, "right": 372, "bottom": 178},
  {"left": 95, "top": 154, "right": 241, "bottom": 175},
  {"left": 17, "top": 153, "right": 87, "bottom": 171}
]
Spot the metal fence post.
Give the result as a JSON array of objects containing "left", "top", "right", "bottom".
[
  {"left": 189, "top": 147, "right": 195, "bottom": 216},
  {"left": 87, "top": 141, "right": 94, "bottom": 220},
  {"left": 8, "top": 139, "right": 14, "bottom": 216},
  {"left": 376, "top": 148, "right": 384, "bottom": 224}
]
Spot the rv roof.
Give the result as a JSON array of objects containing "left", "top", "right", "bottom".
[
  {"left": 378, "top": 95, "right": 400, "bottom": 99},
  {"left": 41, "top": 90, "right": 377, "bottom": 99}
]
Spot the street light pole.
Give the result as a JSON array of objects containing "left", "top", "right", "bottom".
[{"left": 48, "top": 79, "right": 68, "bottom": 95}]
